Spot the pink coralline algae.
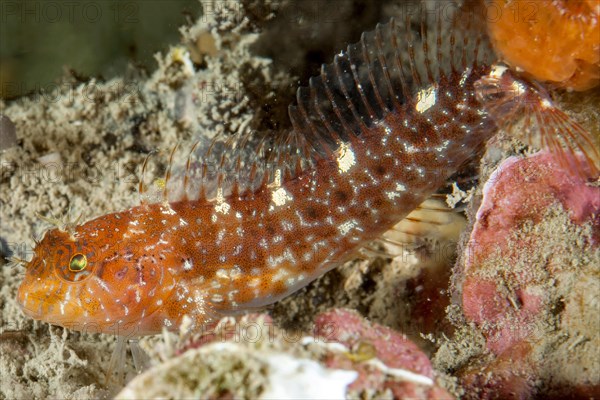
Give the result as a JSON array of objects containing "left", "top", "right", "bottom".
[
  {"left": 314, "top": 309, "right": 453, "bottom": 399},
  {"left": 459, "top": 151, "right": 599, "bottom": 398},
  {"left": 463, "top": 151, "right": 599, "bottom": 353}
]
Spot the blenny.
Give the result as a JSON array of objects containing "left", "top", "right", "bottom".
[{"left": 16, "top": 6, "right": 599, "bottom": 340}]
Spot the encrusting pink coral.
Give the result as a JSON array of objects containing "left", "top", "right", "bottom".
[
  {"left": 463, "top": 151, "right": 599, "bottom": 353},
  {"left": 314, "top": 309, "right": 453, "bottom": 399},
  {"left": 458, "top": 151, "right": 599, "bottom": 398}
]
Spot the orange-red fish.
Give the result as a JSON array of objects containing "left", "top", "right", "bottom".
[{"left": 17, "top": 7, "right": 598, "bottom": 339}]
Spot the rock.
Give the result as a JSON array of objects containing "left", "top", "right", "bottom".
[
  {"left": 457, "top": 151, "right": 600, "bottom": 397},
  {"left": 116, "top": 341, "right": 358, "bottom": 400},
  {"left": 314, "top": 308, "right": 453, "bottom": 399}
]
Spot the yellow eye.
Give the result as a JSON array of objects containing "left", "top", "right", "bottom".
[{"left": 69, "top": 253, "right": 87, "bottom": 272}]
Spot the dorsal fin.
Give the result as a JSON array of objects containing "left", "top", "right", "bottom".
[
  {"left": 141, "top": 4, "right": 496, "bottom": 205},
  {"left": 139, "top": 130, "right": 314, "bottom": 204},
  {"left": 287, "top": 5, "right": 495, "bottom": 158}
]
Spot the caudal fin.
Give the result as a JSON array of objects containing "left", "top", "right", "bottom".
[{"left": 475, "top": 63, "right": 599, "bottom": 180}]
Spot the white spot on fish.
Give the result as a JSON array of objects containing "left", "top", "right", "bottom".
[
  {"left": 267, "top": 248, "right": 296, "bottom": 268},
  {"left": 94, "top": 277, "right": 111, "bottom": 293},
  {"left": 489, "top": 64, "right": 508, "bottom": 79},
  {"left": 248, "top": 278, "right": 261, "bottom": 288},
  {"left": 272, "top": 235, "right": 283, "bottom": 244},
  {"left": 211, "top": 294, "right": 224, "bottom": 303},
  {"left": 459, "top": 68, "right": 472, "bottom": 86},
  {"left": 161, "top": 205, "right": 177, "bottom": 215},
  {"left": 216, "top": 269, "right": 229, "bottom": 280},
  {"left": 540, "top": 98, "right": 552, "bottom": 109},
  {"left": 272, "top": 187, "right": 293, "bottom": 207},
  {"left": 215, "top": 202, "right": 231, "bottom": 215},
  {"left": 415, "top": 84, "right": 438, "bottom": 113},
  {"left": 403, "top": 142, "right": 419, "bottom": 153},
  {"left": 435, "top": 140, "right": 450, "bottom": 152},
  {"left": 272, "top": 268, "right": 289, "bottom": 282},
  {"left": 338, "top": 219, "right": 358, "bottom": 236},
  {"left": 336, "top": 142, "right": 356, "bottom": 173},
  {"left": 286, "top": 276, "right": 299, "bottom": 287}
]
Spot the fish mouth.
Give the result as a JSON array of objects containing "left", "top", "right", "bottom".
[
  {"left": 17, "top": 297, "right": 56, "bottom": 322},
  {"left": 16, "top": 288, "right": 69, "bottom": 324},
  {"left": 18, "top": 303, "right": 43, "bottom": 320},
  {"left": 16, "top": 287, "right": 41, "bottom": 318},
  {"left": 18, "top": 299, "right": 103, "bottom": 332}
]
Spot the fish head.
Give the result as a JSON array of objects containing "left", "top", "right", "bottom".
[{"left": 17, "top": 210, "right": 177, "bottom": 336}]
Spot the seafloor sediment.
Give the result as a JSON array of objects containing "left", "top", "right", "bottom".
[{"left": 0, "top": 1, "right": 598, "bottom": 399}]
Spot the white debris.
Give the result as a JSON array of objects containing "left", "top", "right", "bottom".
[
  {"left": 116, "top": 342, "right": 357, "bottom": 400},
  {"left": 260, "top": 353, "right": 357, "bottom": 400},
  {"left": 365, "top": 359, "right": 433, "bottom": 386}
]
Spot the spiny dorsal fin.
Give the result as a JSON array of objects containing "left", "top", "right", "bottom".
[
  {"left": 142, "top": 4, "right": 496, "bottom": 205},
  {"left": 138, "top": 129, "right": 314, "bottom": 204},
  {"left": 289, "top": 8, "right": 495, "bottom": 156}
]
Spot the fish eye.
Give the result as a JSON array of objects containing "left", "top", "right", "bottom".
[{"left": 69, "top": 253, "right": 87, "bottom": 272}]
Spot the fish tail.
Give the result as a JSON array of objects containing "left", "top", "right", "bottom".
[
  {"left": 475, "top": 64, "right": 599, "bottom": 180},
  {"left": 533, "top": 98, "right": 599, "bottom": 179}
]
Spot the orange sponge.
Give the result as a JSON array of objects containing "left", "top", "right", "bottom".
[{"left": 486, "top": 0, "right": 599, "bottom": 90}]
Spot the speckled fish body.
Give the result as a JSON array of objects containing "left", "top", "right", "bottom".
[{"left": 18, "top": 12, "right": 596, "bottom": 336}]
